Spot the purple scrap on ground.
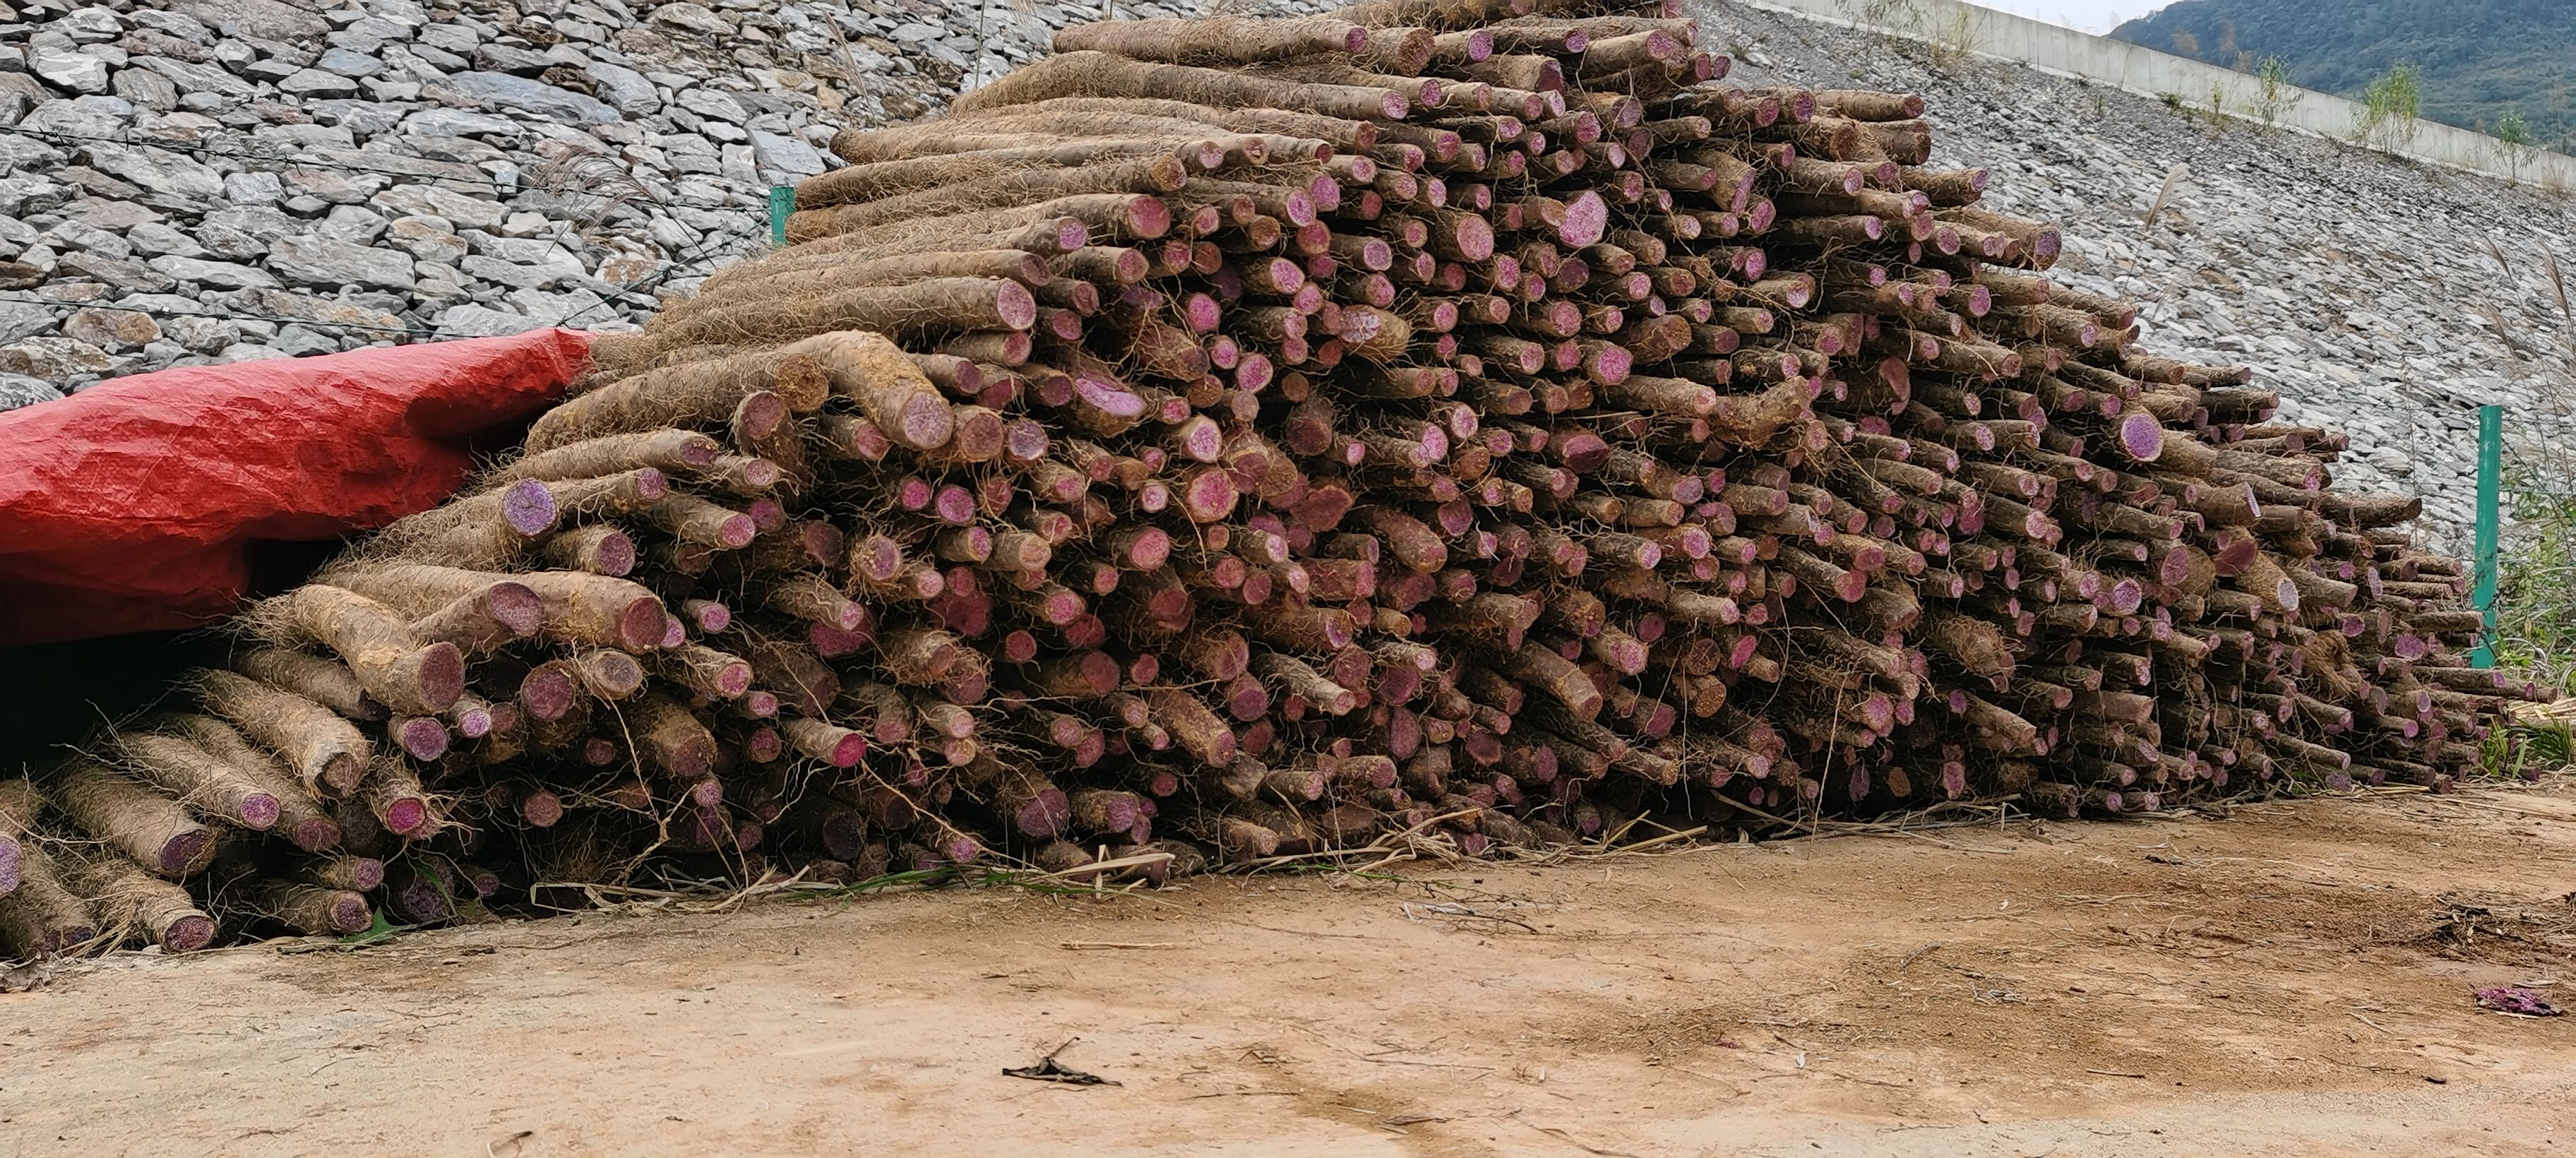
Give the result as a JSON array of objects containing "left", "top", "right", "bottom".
[{"left": 2474, "top": 987, "right": 2564, "bottom": 1016}]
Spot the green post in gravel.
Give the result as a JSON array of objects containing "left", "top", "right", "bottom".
[
  {"left": 2474, "top": 403, "right": 2503, "bottom": 669},
  {"left": 770, "top": 185, "right": 795, "bottom": 248}
]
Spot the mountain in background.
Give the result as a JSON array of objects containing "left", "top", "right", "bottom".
[{"left": 2111, "top": 0, "right": 2576, "bottom": 153}]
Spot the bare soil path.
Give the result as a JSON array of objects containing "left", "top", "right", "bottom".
[{"left": 5, "top": 783, "right": 2574, "bottom": 1157}]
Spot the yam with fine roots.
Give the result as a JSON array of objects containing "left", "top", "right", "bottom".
[
  {"left": 797, "top": 141, "right": 1222, "bottom": 209},
  {"left": 782, "top": 159, "right": 1194, "bottom": 241},
  {"left": 49, "top": 758, "right": 217, "bottom": 880},
  {"left": 666, "top": 251, "right": 1056, "bottom": 323},
  {"left": 151, "top": 712, "right": 344, "bottom": 853},
  {"left": 65, "top": 852, "right": 215, "bottom": 953},
  {"left": 0, "top": 777, "right": 28, "bottom": 900},
  {"left": 249, "top": 585, "right": 465, "bottom": 716},
  {"left": 1051, "top": 16, "right": 1371, "bottom": 64},
  {"left": 404, "top": 579, "right": 546, "bottom": 655},
  {"left": 371, "top": 480, "right": 560, "bottom": 558},
  {"left": 104, "top": 732, "right": 282, "bottom": 831},
  {"left": 530, "top": 335, "right": 840, "bottom": 450},
  {"left": 590, "top": 280, "right": 1040, "bottom": 368},
  {"left": 729, "top": 196, "right": 1162, "bottom": 284},
  {"left": 321, "top": 564, "right": 669, "bottom": 654},
  {"left": 191, "top": 670, "right": 370, "bottom": 799},
  {"left": 253, "top": 881, "right": 374, "bottom": 936},
  {"left": 952, "top": 52, "right": 1416, "bottom": 122},
  {"left": 0, "top": 839, "right": 96, "bottom": 960},
  {"left": 232, "top": 647, "right": 381, "bottom": 722},
  {"left": 482, "top": 429, "right": 723, "bottom": 487}
]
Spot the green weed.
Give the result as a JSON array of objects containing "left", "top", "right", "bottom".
[
  {"left": 2354, "top": 62, "right": 2424, "bottom": 148},
  {"left": 2253, "top": 55, "right": 2292, "bottom": 127},
  {"left": 2498, "top": 109, "right": 2535, "bottom": 147}
]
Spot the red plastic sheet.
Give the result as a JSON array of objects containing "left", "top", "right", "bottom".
[{"left": 0, "top": 329, "right": 594, "bottom": 645}]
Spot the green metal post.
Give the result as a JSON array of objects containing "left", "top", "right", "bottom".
[
  {"left": 769, "top": 185, "right": 794, "bottom": 247},
  {"left": 2472, "top": 403, "right": 2503, "bottom": 668}
]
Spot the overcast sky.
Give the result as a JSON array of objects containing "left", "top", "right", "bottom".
[{"left": 1960, "top": 0, "right": 2169, "bottom": 34}]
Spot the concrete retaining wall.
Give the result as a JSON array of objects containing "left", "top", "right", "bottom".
[{"left": 1739, "top": 0, "right": 2576, "bottom": 191}]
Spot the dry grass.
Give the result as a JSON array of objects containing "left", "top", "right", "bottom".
[
  {"left": 527, "top": 143, "right": 662, "bottom": 233},
  {"left": 2548, "top": 254, "right": 2576, "bottom": 366}
]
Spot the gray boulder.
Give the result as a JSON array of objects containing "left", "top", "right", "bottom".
[
  {"left": 124, "top": 222, "right": 208, "bottom": 258},
  {"left": 148, "top": 255, "right": 278, "bottom": 290},
  {"left": 57, "top": 251, "right": 177, "bottom": 293},
  {"left": 109, "top": 68, "right": 179, "bottom": 112},
  {"left": 29, "top": 41, "right": 111, "bottom": 95},
  {"left": 461, "top": 251, "right": 585, "bottom": 289},
  {"left": 399, "top": 107, "right": 524, "bottom": 139},
  {"left": 80, "top": 144, "right": 226, "bottom": 201},
  {"left": 266, "top": 235, "right": 416, "bottom": 291},
  {"left": 278, "top": 68, "right": 362, "bottom": 97},
  {"left": 132, "top": 56, "right": 256, "bottom": 100},
  {"left": 371, "top": 184, "right": 507, "bottom": 229},
  {"left": 584, "top": 60, "right": 660, "bottom": 114},
  {"left": 650, "top": 3, "right": 734, "bottom": 35},
  {"left": 439, "top": 71, "right": 619, "bottom": 124},
  {"left": 19, "top": 95, "right": 133, "bottom": 138},
  {"left": 435, "top": 303, "right": 544, "bottom": 337},
  {"left": 0, "top": 336, "right": 118, "bottom": 380},
  {"left": 0, "top": 371, "right": 64, "bottom": 411},
  {"left": 751, "top": 129, "right": 825, "bottom": 179},
  {"left": 0, "top": 302, "right": 58, "bottom": 343}
]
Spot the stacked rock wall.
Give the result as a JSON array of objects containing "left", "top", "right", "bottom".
[{"left": 0, "top": 0, "right": 1314, "bottom": 408}]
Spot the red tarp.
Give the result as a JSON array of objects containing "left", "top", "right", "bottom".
[{"left": 0, "top": 329, "right": 594, "bottom": 646}]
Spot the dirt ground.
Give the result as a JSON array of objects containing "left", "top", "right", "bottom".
[{"left": 5, "top": 782, "right": 2574, "bottom": 1157}]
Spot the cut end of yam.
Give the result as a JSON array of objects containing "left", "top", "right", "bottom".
[
  {"left": 1558, "top": 191, "right": 1608, "bottom": 249},
  {"left": 518, "top": 664, "right": 580, "bottom": 722},
  {"left": 711, "top": 514, "right": 757, "bottom": 549},
  {"left": 1017, "top": 788, "right": 1072, "bottom": 838},
  {"left": 499, "top": 479, "right": 560, "bottom": 537},
  {"left": 669, "top": 740, "right": 720, "bottom": 782},
  {"left": 2118, "top": 412, "right": 2165, "bottom": 462},
  {"left": 158, "top": 829, "right": 213, "bottom": 878},
  {"left": 734, "top": 390, "right": 789, "bottom": 441},
  {"left": 411, "top": 643, "right": 466, "bottom": 715},
  {"left": 381, "top": 796, "right": 430, "bottom": 836},
  {"left": 238, "top": 791, "right": 282, "bottom": 830},
  {"left": 160, "top": 912, "right": 217, "bottom": 953},
  {"left": 520, "top": 789, "right": 565, "bottom": 828},
  {"left": 898, "top": 393, "right": 958, "bottom": 452},
  {"left": 618, "top": 597, "right": 672, "bottom": 652},
  {"left": 1126, "top": 198, "right": 1174, "bottom": 240},
  {"left": 328, "top": 893, "right": 374, "bottom": 933},
  {"left": 486, "top": 582, "right": 545, "bottom": 637},
  {"left": 995, "top": 279, "right": 1039, "bottom": 331},
  {"left": 318, "top": 752, "right": 364, "bottom": 799},
  {"left": 1125, "top": 527, "right": 1172, "bottom": 570},
  {"left": 592, "top": 532, "right": 638, "bottom": 578},
  {"left": 393, "top": 716, "right": 450, "bottom": 763}
]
